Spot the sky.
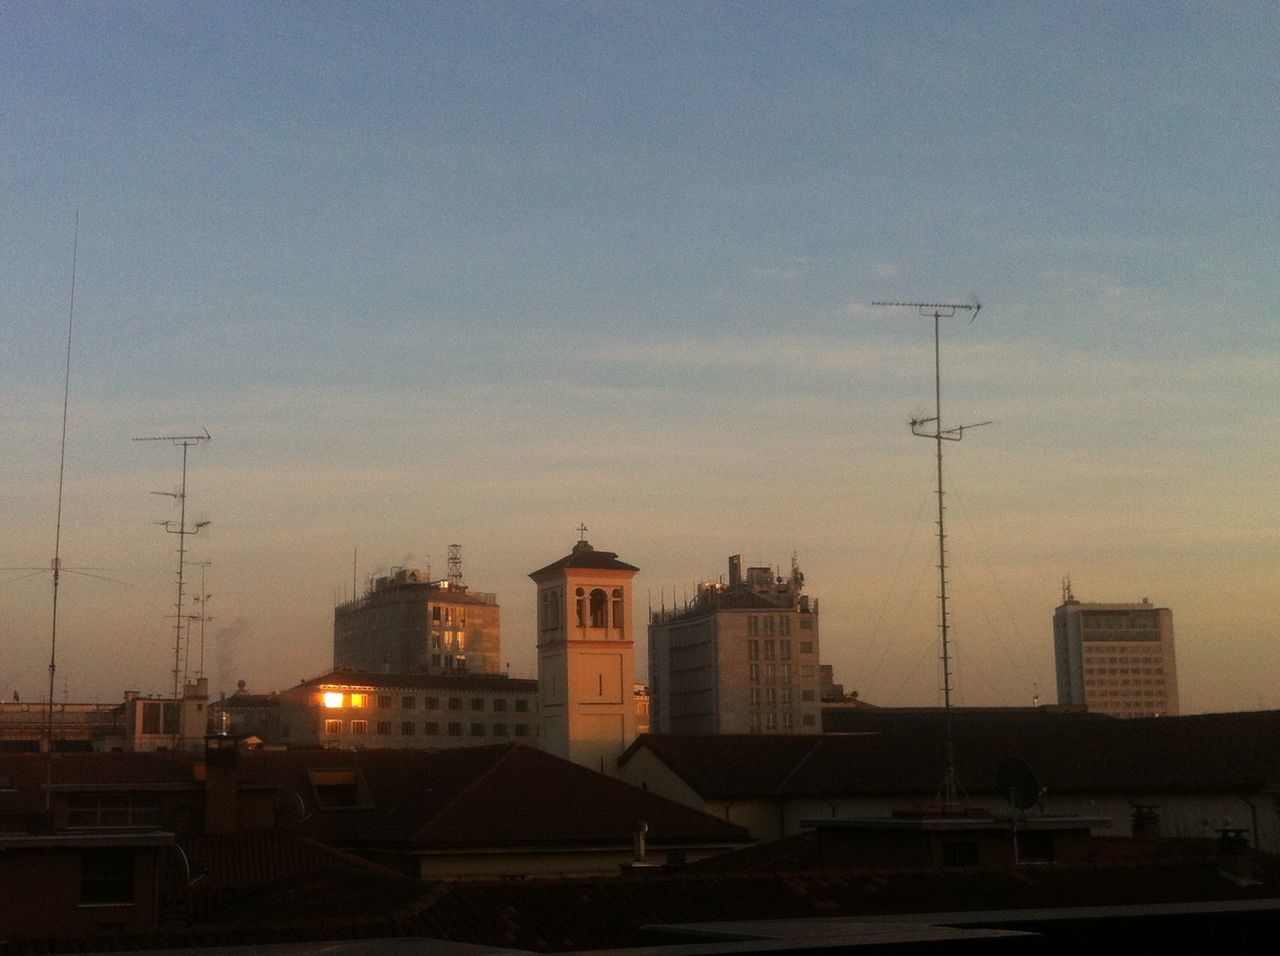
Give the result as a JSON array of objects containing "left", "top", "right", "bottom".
[{"left": 1, "top": 1, "right": 1276, "bottom": 713}]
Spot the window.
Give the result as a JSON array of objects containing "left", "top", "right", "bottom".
[
  {"left": 493, "top": 722, "right": 508, "bottom": 737},
  {"left": 780, "top": 662, "right": 791, "bottom": 682},
  {"left": 780, "top": 616, "right": 791, "bottom": 636},
  {"left": 589, "top": 588, "right": 608, "bottom": 627},
  {"left": 802, "top": 714, "right": 816, "bottom": 727},
  {"left": 800, "top": 616, "right": 813, "bottom": 630},
  {"left": 763, "top": 616, "right": 775, "bottom": 636},
  {"left": 801, "top": 689, "right": 816, "bottom": 702},
  {"left": 943, "top": 842, "right": 980, "bottom": 867},
  {"left": 748, "top": 640, "right": 759, "bottom": 661},
  {"left": 765, "top": 688, "right": 777, "bottom": 706},
  {"left": 401, "top": 721, "right": 416, "bottom": 735},
  {"left": 801, "top": 665, "right": 815, "bottom": 678},
  {"left": 324, "top": 719, "right": 342, "bottom": 735},
  {"left": 493, "top": 698, "right": 507, "bottom": 712},
  {"left": 81, "top": 848, "right": 134, "bottom": 905},
  {"left": 68, "top": 792, "right": 160, "bottom": 829},
  {"left": 780, "top": 640, "right": 791, "bottom": 660},
  {"left": 576, "top": 587, "right": 586, "bottom": 626},
  {"left": 747, "top": 616, "right": 759, "bottom": 636},
  {"left": 514, "top": 723, "right": 529, "bottom": 737},
  {"left": 140, "top": 700, "right": 178, "bottom": 735},
  {"left": 764, "top": 712, "right": 777, "bottom": 731},
  {"left": 612, "top": 588, "right": 624, "bottom": 628},
  {"left": 307, "top": 769, "right": 368, "bottom": 809},
  {"left": 470, "top": 722, "right": 485, "bottom": 736},
  {"left": 749, "top": 687, "right": 761, "bottom": 706},
  {"left": 351, "top": 719, "right": 368, "bottom": 735},
  {"left": 749, "top": 663, "right": 760, "bottom": 683},
  {"left": 447, "top": 722, "right": 463, "bottom": 736},
  {"left": 764, "top": 663, "right": 775, "bottom": 683},
  {"left": 470, "top": 698, "right": 485, "bottom": 711},
  {"left": 514, "top": 699, "right": 529, "bottom": 713},
  {"left": 448, "top": 697, "right": 463, "bottom": 710},
  {"left": 800, "top": 642, "right": 814, "bottom": 654},
  {"left": 377, "top": 695, "right": 392, "bottom": 709},
  {"left": 749, "top": 712, "right": 761, "bottom": 733},
  {"left": 376, "top": 721, "right": 392, "bottom": 735},
  {"left": 349, "top": 693, "right": 369, "bottom": 709},
  {"left": 781, "top": 686, "right": 792, "bottom": 706},
  {"left": 764, "top": 640, "right": 775, "bottom": 660},
  {"left": 781, "top": 712, "right": 793, "bottom": 731},
  {"left": 423, "top": 696, "right": 438, "bottom": 710},
  {"left": 424, "top": 721, "right": 440, "bottom": 735},
  {"left": 402, "top": 696, "right": 416, "bottom": 710}
]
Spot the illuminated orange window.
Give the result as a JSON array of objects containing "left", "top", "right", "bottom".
[
  {"left": 322, "top": 692, "right": 344, "bottom": 709},
  {"left": 350, "top": 693, "right": 369, "bottom": 709}
]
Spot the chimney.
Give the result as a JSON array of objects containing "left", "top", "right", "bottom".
[{"left": 201, "top": 735, "right": 240, "bottom": 835}]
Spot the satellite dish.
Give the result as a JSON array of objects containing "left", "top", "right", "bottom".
[{"left": 997, "top": 757, "right": 1042, "bottom": 811}]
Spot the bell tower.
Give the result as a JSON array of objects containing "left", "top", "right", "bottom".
[{"left": 529, "top": 534, "right": 638, "bottom": 774}]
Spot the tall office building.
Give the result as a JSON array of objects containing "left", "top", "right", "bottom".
[
  {"left": 1054, "top": 588, "right": 1179, "bottom": 718},
  {"left": 648, "top": 554, "right": 822, "bottom": 735},
  {"left": 530, "top": 537, "right": 639, "bottom": 773},
  {"left": 334, "top": 567, "right": 501, "bottom": 676}
]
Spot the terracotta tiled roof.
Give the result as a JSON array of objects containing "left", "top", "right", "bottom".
[
  {"left": 624, "top": 709, "right": 1280, "bottom": 800},
  {"left": 289, "top": 670, "right": 537, "bottom": 693},
  {"left": 528, "top": 540, "right": 638, "bottom": 578},
  {"left": 358, "top": 744, "right": 748, "bottom": 849}
]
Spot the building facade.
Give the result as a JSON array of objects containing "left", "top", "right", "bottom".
[
  {"left": 529, "top": 538, "right": 639, "bottom": 773},
  {"left": 648, "top": 554, "right": 822, "bottom": 735},
  {"left": 278, "top": 670, "right": 538, "bottom": 749},
  {"left": 333, "top": 568, "right": 501, "bottom": 675},
  {"left": 1054, "top": 591, "right": 1179, "bottom": 717}
]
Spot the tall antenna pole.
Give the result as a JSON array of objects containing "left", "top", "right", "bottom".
[
  {"left": 873, "top": 300, "right": 990, "bottom": 808},
  {"left": 133, "top": 430, "right": 211, "bottom": 749},
  {"left": 45, "top": 212, "right": 78, "bottom": 778}
]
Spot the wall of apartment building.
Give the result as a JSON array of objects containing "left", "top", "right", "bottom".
[
  {"left": 1055, "top": 602, "right": 1179, "bottom": 717},
  {"left": 279, "top": 677, "right": 537, "bottom": 749},
  {"left": 650, "top": 605, "right": 822, "bottom": 735},
  {"left": 333, "top": 574, "right": 501, "bottom": 676}
]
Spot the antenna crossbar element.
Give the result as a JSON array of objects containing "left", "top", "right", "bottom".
[{"left": 873, "top": 297, "right": 990, "bottom": 809}]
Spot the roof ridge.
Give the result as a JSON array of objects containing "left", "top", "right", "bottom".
[
  {"left": 392, "top": 743, "right": 518, "bottom": 842},
  {"left": 771, "top": 735, "right": 827, "bottom": 795}
]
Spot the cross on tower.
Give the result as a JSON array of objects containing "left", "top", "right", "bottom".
[{"left": 576, "top": 523, "right": 589, "bottom": 541}]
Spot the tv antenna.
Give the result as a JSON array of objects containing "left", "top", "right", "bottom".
[
  {"left": 189, "top": 560, "right": 213, "bottom": 681},
  {"left": 133, "top": 429, "right": 211, "bottom": 748},
  {"left": 873, "top": 300, "right": 991, "bottom": 808},
  {"left": 448, "top": 544, "right": 464, "bottom": 588}
]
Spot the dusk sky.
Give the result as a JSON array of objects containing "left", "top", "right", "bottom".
[{"left": 2, "top": 2, "right": 1276, "bottom": 713}]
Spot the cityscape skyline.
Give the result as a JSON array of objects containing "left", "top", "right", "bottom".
[{"left": 2, "top": 4, "right": 1276, "bottom": 712}]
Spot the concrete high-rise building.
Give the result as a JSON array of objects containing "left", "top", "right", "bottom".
[
  {"left": 648, "top": 554, "right": 822, "bottom": 735},
  {"left": 1054, "top": 589, "right": 1179, "bottom": 718},
  {"left": 529, "top": 537, "right": 638, "bottom": 773},
  {"left": 334, "top": 568, "right": 501, "bottom": 676}
]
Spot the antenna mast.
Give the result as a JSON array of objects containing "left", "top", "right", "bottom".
[
  {"left": 133, "top": 429, "right": 211, "bottom": 749},
  {"left": 45, "top": 211, "right": 78, "bottom": 773},
  {"left": 873, "top": 300, "right": 990, "bottom": 808},
  {"left": 448, "top": 544, "right": 464, "bottom": 588},
  {"left": 190, "top": 560, "right": 213, "bottom": 680}
]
